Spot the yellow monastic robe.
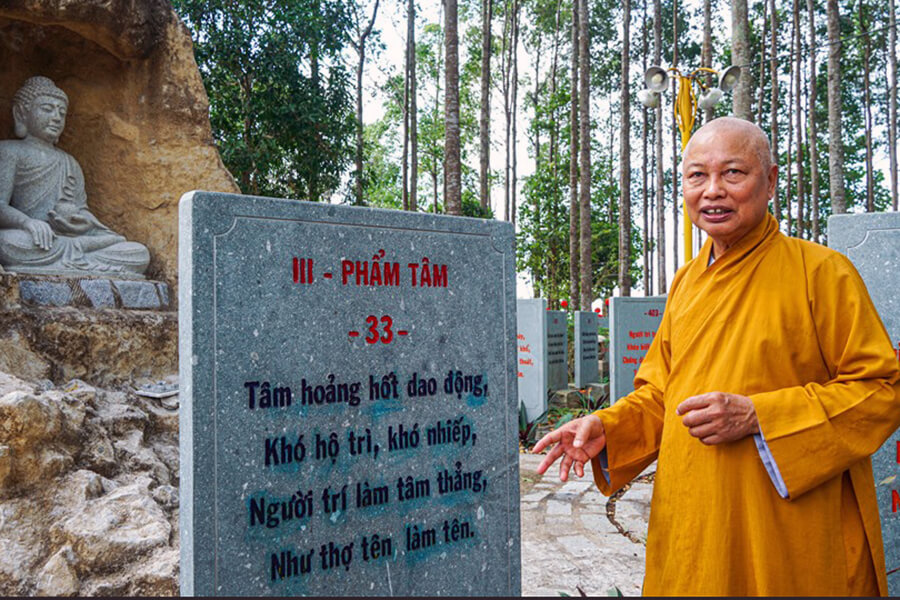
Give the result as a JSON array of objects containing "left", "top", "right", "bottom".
[{"left": 593, "top": 213, "right": 900, "bottom": 596}]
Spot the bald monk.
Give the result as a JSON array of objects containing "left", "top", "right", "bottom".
[{"left": 534, "top": 117, "right": 900, "bottom": 595}]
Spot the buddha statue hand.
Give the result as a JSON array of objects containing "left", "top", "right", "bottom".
[
  {"left": 23, "top": 217, "right": 54, "bottom": 251},
  {"left": 48, "top": 200, "right": 96, "bottom": 236}
]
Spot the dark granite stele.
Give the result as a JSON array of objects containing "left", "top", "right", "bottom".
[
  {"left": 829, "top": 212, "right": 900, "bottom": 595},
  {"left": 3, "top": 273, "right": 172, "bottom": 311},
  {"left": 179, "top": 191, "right": 521, "bottom": 597}
]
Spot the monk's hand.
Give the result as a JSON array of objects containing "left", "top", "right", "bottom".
[
  {"left": 532, "top": 414, "right": 606, "bottom": 482},
  {"left": 24, "top": 218, "right": 54, "bottom": 250},
  {"left": 676, "top": 392, "right": 760, "bottom": 445}
]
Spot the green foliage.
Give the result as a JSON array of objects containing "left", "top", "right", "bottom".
[
  {"left": 172, "top": 0, "right": 355, "bottom": 201},
  {"left": 358, "top": 118, "right": 402, "bottom": 209},
  {"left": 519, "top": 403, "right": 548, "bottom": 449}
]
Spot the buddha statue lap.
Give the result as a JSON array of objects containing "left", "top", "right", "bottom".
[{"left": 0, "top": 76, "right": 149, "bottom": 277}]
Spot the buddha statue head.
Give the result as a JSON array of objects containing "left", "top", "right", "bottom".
[{"left": 12, "top": 76, "right": 69, "bottom": 144}]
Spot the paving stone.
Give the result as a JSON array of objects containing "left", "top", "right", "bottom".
[
  {"left": 559, "top": 480, "right": 593, "bottom": 494},
  {"left": 113, "top": 280, "right": 161, "bottom": 309},
  {"left": 545, "top": 499, "right": 572, "bottom": 516},
  {"left": 19, "top": 280, "right": 72, "bottom": 306},
  {"left": 556, "top": 534, "right": 600, "bottom": 557},
  {"left": 579, "top": 512, "right": 619, "bottom": 535},
  {"left": 519, "top": 454, "right": 646, "bottom": 597},
  {"left": 521, "top": 490, "right": 551, "bottom": 502},
  {"left": 79, "top": 279, "right": 115, "bottom": 308}
]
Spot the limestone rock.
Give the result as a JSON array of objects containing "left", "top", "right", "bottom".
[
  {"left": 0, "top": 0, "right": 240, "bottom": 285},
  {"left": 0, "top": 373, "right": 180, "bottom": 595},
  {"left": 53, "top": 477, "right": 171, "bottom": 572},
  {"left": 34, "top": 546, "right": 79, "bottom": 597},
  {"left": 0, "top": 391, "right": 79, "bottom": 492}
]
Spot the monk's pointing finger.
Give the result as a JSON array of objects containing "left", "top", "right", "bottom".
[
  {"left": 532, "top": 430, "right": 560, "bottom": 454},
  {"left": 536, "top": 443, "right": 565, "bottom": 475}
]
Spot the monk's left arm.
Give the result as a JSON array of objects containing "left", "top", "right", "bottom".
[{"left": 749, "top": 254, "right": 900, "bottom": 499}]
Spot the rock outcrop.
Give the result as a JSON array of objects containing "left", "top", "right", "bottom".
[
  {"left": 0, "top": 371, "right": 179, "bottom": 596},
  {"left": 0, "top": 0, "right": 240, "bottom": 286}
]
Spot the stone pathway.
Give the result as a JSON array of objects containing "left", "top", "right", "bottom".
[{"left": 519, "top": 453, "right": 653, "bottom": 597}]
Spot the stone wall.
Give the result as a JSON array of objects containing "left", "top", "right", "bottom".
[{"left": 0, "top": 0, "right": 240, "bottom": 286}]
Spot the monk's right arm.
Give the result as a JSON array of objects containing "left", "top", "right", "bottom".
[{"left": 590, "top": 305, "right": 672, "bottom": 495}]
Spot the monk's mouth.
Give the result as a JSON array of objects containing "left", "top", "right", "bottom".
[{"left": 701, "top": 208, "right": 734, "bottom": 223}]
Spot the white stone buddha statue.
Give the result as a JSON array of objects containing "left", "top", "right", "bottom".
[{"left": 0, "top": 76, "right": 149, "bottom": 277}]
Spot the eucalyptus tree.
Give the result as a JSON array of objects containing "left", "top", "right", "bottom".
[{"left": 173, "top": 0, "right": 354, "bottom": 201}]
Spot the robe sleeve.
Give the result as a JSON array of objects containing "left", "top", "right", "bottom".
[
  {"left": 750, "top": 253, "right": 900, "bottom": 500},
  {"left": 590, "top": 293, "right": 673, "bottom": 495}
]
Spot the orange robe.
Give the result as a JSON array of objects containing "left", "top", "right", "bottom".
[{"left": 593, "top": 214, "right": 900, "bottom": 595}]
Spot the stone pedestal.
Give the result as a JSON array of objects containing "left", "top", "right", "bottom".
[{"left": 0, "top": 274, "right": 176, "bottom": 386}]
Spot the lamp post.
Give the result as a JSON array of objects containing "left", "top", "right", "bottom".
[{"left": 638, "top": 65, "right": 741, "bottom": 261}]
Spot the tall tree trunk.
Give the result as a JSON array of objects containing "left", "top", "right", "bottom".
[
  {"left": 402, "top": 50, "right": 409, "bottom": 210},
  {"left": 731, "top": 0, "right": 753, "bottom": 120},
  {"left": 619, "top": 0, "right": 632, "bottom": 296},
  {"left": 444, "top": 0, "right": 462, "bottom": 215},
  {"left": 511, "top": 0, "right": 519, "bottom": 224},
  {"left": 891, "top": 0, "right": 898, "bottom": 211},
  {"left": 756, "top": 0, "right": 768, "bottom": 125},
  {"left": 861, "top": 0, "right": 874, "bottom": 212},
  {"left": 408, "top": 0, "right": 418, "bottom": 212},
  {"left": 578, "top": 0, "right": 592, "bottom": 309},
  {"left": 569, "top": 0, "right": 580, "bottom": 308},
  {"left": 826, "top": 0, "right": 846, "bottom": 214},
  {"left": 701, "top": 0, "right": 713, "bottom": 123},
  {"left": 808, "top": 0, "right": 820, "bottom": 240},
  {"left": 479, "top": 0, "right": 492, "bottom": 211},
  {"left": 532, "top": 37, "right": 543, "bottom": 296},
  {"left": 785, "top": 15, "right": 794, "bottom": 236},
  {"left": 770, "top": 0, "right": 780, "bottom": 225},
  {"left": 887, "top": 0, "right": 898, "bottom": 210},
  {"left": 356, "top": 48, "right": 366, "bottom": 205},
  {"left": 672, "top": 98, "right": 679, "bottom": 270},
  {"left": 793, "top": 0, "right": 805, "bottom": 239},
  {"left": 672, "top": 0, "right": 679, "bottom": 269},
  {"left": 653, "top": 0, "right": 666, "bottom": 293},
  {"left": 642, "top": 0, "right": 651, "bottom": 294}
]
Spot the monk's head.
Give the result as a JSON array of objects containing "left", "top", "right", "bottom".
[
  {"left": 12, "top": 76, "right": 69, "bottom": 144},
  {"left": 682, "top": 117, "right": 777, "bottom": 256}
]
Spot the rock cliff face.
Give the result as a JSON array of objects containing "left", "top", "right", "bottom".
[
  {"left": 0, "top": 0, "right": 240, "bottom": 285},
  {"left": 0, "top": 371, "right": 179, "bottom": 595}
]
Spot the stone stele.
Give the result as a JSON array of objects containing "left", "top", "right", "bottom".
[
  {"left": 180, "top": 191, "right": 521, "bottom": 596},
  {"left": 0, "top": 0, "right": 239, "bottom": 285}
]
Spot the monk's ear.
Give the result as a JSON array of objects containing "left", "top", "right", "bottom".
[
  {"left": 767, "top": 164, "right": 778, "bottom": 199},
  {"left": 12, "top": 104, "right": 27, "bottom": 138}
]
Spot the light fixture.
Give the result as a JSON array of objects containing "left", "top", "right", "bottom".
[
  {"left": 718, "top": 65, "right": 741, "bottom": 92},
  {"left": 698, "top": 87, "right": 724, "bottom": 110},
  {"left": 637, "top": 88, "right": 660, "bottom": 108},
  {"left": 644, "top": 66, "right": 669, "bottom": 92}
]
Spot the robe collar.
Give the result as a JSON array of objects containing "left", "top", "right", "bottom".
[{"left": 697, "top": 212, "right": 779, "bottom": 274}]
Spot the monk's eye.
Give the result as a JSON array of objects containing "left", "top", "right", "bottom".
[
  {"left": 687, "top": 172, "right": 705, "bottom": 182},
  {"left": 724, "top": 169, "right": 745, "bottom": 181}
]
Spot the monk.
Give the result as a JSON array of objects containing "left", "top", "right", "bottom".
[
  {"left": 534, "top": 117, "right": 900, "bottom": 595},
  {"left": 0, "top": 76, "right": 149, "bottom": 276}
]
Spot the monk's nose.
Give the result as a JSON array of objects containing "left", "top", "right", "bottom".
[{"left": 702, "top": 174, "right": 725, "bottom": 198}]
